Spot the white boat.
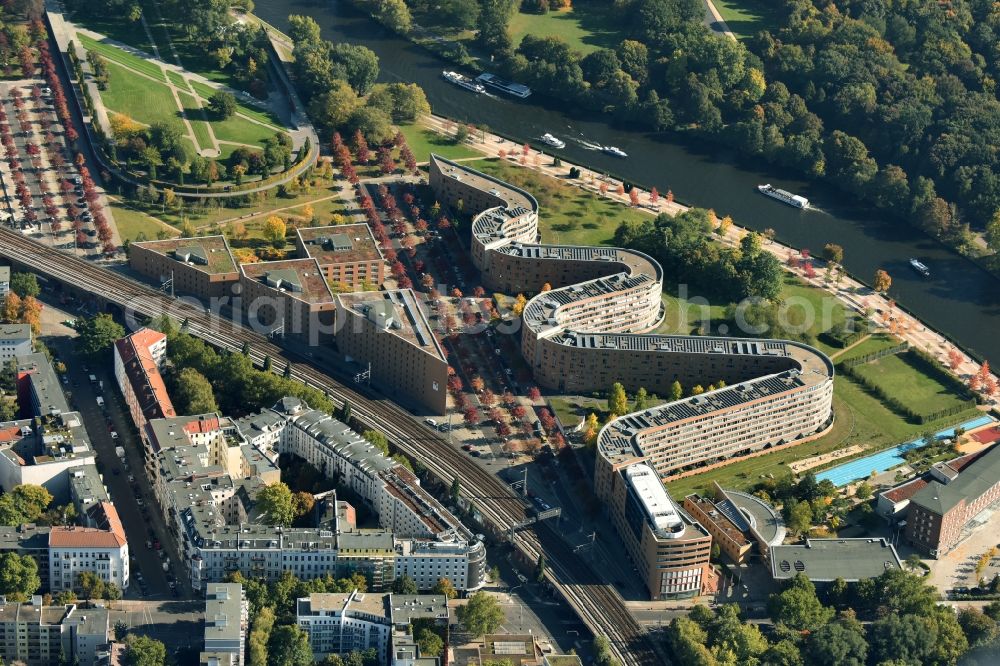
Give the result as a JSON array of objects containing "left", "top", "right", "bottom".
[
  {"left": 602, "top": 146, "right": 627, "bottom": 158},
  {"left": 442, "top": 70, "right": 486, "bottom": 94},
  {"left": 539, "top": 133, "right": 565, "bottom": 149},
  {"left": 476, "top": 73, "right": 532, "bottom": 98},
  {"left": 757, "top": 183, "right": 809, "bottom": 209},
  {"left": 909, "top": 258, "right": 930, "bottom": 277}
]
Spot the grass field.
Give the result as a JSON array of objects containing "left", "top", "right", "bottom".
[
  {"left": 710, "top": 0, "right": 784, "bottom": 40},
  {"left": 398, "top": 125, "right": 479, "bottom": 163},
  {"left": 509, "top": 4, "right": 625, "bottom": 54},
  {"left": 102, "top": 62, "right": 183, "bottom": 131},
  {"left": 166, "top": 70, "right": 189, "bottom": 91},
  {"left": 834, "top": 333, "right": 901, "bottom": 362},
  {"left": 853, "top": 352, "right": 970, "bottom": 416},
  {"left": 110, "top": 202, "right": 178, "bottom": 242},
  {"left": 73, "top": 16, "right": 154, "bottom": 53},
  {"left": 211, "top": 114, "right": 283, "bottom": 147},
  {"left": 189, "top": 81, "right": 284, "bottom": 129},
  {"left": 466, "top": 158, "right": 648, "bottom": 246},
  {"left": 178, "top": 92, "right": 213, "bottom": 152},
  {"left": 80, "top": 34, "right": 166, "bottom": 83},
  {"left": 657, "top": 288, "right": 729, "bottom": 335}
]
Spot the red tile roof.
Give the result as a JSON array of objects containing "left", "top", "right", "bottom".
[
  {"left": 184, "top": 417, "right": 220, "bottom": 434},
  {"left": 881, "top": 478, "right": 929, "bottom": 503},
  {"left": 49, "top": 521, "right": 126, "bottom": 549},
  {"left": 115, "top": 331, "right": 175, "bottom": 424}
]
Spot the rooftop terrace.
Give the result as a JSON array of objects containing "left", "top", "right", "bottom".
[
  {"left": 132, "top": 236, "right": 237, "bottom": 274},
  {"left": 241, "top": 258, "right": 335, "bottom": 304},
  {"left": 297, "top": 224, "right": 383, "bottom": 265}
]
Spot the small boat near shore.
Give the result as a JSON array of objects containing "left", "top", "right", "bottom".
[
  {"left": 539, "top": 133, "right": 565, "bottom": 149},
  {"left": 442, "top": 70, "right": 486, "bottom": 94},
  {"left": 757, "top": 183, "right": 809, "bottom": 209},
  {"left": 602, "top": 145, "right": 627, "bottom": 158},
  {"left": 909, "top": 258, "right": 930, "bottom": 277},
  {"left": 475, "top": 73, "right": 532, "bottom": 98}
]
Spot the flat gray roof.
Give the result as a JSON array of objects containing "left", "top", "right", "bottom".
[
  {"left": 910, "top": 443, "right": 1000, "bottom": 516},
  {"left": 770, "top": 538, "right": 902, "bottom": 582}
]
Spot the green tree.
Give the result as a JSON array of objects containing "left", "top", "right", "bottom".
[
  {"left": 416, "top": 628, "right": 444, "bottom": 657},
  {"left": 288, "top": 15, "right": 322, "bottom": 45},
  {"left": 768, "top": 574, "right": 834, "bottom": 631},
  {"left": 307, "top": 80, "right": 362, "bottom": 133},
  {"left": 348, "top": 106, "right": 394, "bottom": 146},
  {"left": 256, "top": 482, "right": 296, "bottom": 526},
  {"left": 535, "top": 553, "right": 546, "bottom": 582},
  {"left": 362, "top": 429, "right": 389, "bottom": 456},
  {"left": 124, "top": 634, "right": 167, "bottom": 666},
  {"left": 330, "top": 43, "right": 380, "bottom": 95},
  {"left": 374, "top": 0, "right": 411, "bottom": 33},
  {"left": 392, "top": 575, "right": 418, "bottom": 594},
  {"left": 804, "top": 618, "right": 867, "bottom": 666},
  {"left": 634, "top": 387, "right": 648, "bottom": 411},
  {"left": 8, "top": 484, "right": 53, "bottom": 523},
  {"left": 785, "top": 499, "right": 813, "bottom": 536},
  {"left": 450, "top": 478, "right": 461, "bottom": 502},
  {"left": 114, "top": 619, "right": 130, "bottom": 641},
  {"left": 608, "top": 382, "right": 628, "bottom": 417},
  {"left": 268, "top": 625, "right": 313, "bottom": 666},
  {"left": 208, "top": 91, "right": 237, "bottom": 119},
  {"left": 854, "top": 481, "right": 873, "bottom": 501},
  {"left": 958, "top": 607, "right": 999, "bottom": 647},
  {"left": 78, "top": 571, "right": 106, "bottom": 599},
  {"left": 173, "top": 367, "right": 219, "bottom": 414},
  {"left": 248, "top": 605, "right": 275, "bottom": 666},
  {"left": 857, "top": 568, "right": 939, "bottom": 616},
  {"left": 822, "top": 243, "right": 844, "bottom": 265},
  {"left": 669, "top": 380, "right": 683, "bottom": 401},
  {"left": 457, "top": 590, "right": 505, "bottom": 636},
  {"left": 9, "top": 272, "right": 39, "bottom": 298},
  {"left": 0, "top": 552, "right": 40, "bottom": 601},
  {"left": 986, "top": 211, "right": 1000, "bottom": 255},
  {"left": 759, "top": 639, "right": 803, "bottom": 666},
  {"left": 75, "top": 314, "right": 125, "bottom": 359}
]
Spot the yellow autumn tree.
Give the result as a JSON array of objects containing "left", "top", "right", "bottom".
[
  {"left": 583, "top": 413, "right": 600, "bottom": 447},
  {"left": 541, "top": 282, "right": 551, "bottom": 292},
  {"left": 231, "top": 248, "right": 259, "bottom": 264},
  {"left": 263, "top": 216, "right": 286, "bottom": 245},
  {"left": 511, "top": 293, "right": 528, "bottom": 316},
  {"left": 301, "top": 204, "right": 315, "bottom": 223},
  {"left": 717, "top": 215, "right": 733, "bottom": 236},
  {"left": 109, "top": 113, "right": 143, "bottom": 140}
]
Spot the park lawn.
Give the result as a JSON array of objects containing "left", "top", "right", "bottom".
[
  {"left": 110, "top": 202, "right": 178, "bottom": 242},
  {"left": 398, "top": 124, "right": 479, "bottom": 163},
  {"left": 466, "top": 158, "right": 648, "bottom": 247},
  {"left": 211, "top": 114, "right": 284, "bottom": 147},
  {"left": 101, "top": 62, "right": 184, "bottom": 132},
  {"left": 665, "top": 376, "right": 982, "bottom": 500},
  {"left": 79, "top": 34, "right": 166, "bottom": 83},
  {"left": 72, "top": 15, "right": 154, "bottom": 53},
  {"left": 834, "top": 333, "right": 901, "bottom": 362},
  {"left": 178, "top": 92, "right": 213, "bottom": 153},
  {"left": 852, "top": 352, "right": 970, "bottom": 416},
  {"left": 709, "top": 0, "right": 784, "bottom": 40},
  {"left": 509, "top": 4, "right": 626, "bottom": 55},
  {"left": 167, "top": 70, "right": 190, "bottom": 91},
  {"left": 780, "top": 276, "right": 850, "bottom": 355},
  {"left": 190, "top": 81, "right": 284, "bottom": 129},
  {"left": 657, "top": 289, "right": 729, "bottom": 335},
  {"left": 217, "top": 143, "right": 263, "bottom": 163}
]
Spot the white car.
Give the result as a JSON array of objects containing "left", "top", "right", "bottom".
[
  {"left": 424, "top": 418, "right": 438, "bottom": 428},
  {"left": 110, "top": 431, "right": 118, "bottom": 439}
]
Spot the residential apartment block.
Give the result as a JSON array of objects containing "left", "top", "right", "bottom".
[
  {"left": 200, "top": 582, "right": 248, "bottom": 666},
  {"left": 147, "top": 398, "right": 484, "bottom": 593},
  {"left": 0, "top": 324, "right": 31, "bottom": 362},
  {"left": 128, "top": 236, "right": 239, "bottom": 300},
  {"left": 428, "top": 155, "right": 835, "bottom": 495},
  {"left": 0, "top": 266, "right": 9, "bottom": 300},
  {"left": 113, "top": 328, "right": 175, "bottom": 448},
  {"left": 238, "top": 258, "right": 336, "bottom": 342},
  {"left": 48, "top": 519, "right": 129, "bottom": 593},
  {"left": 296, "top": 590, "right": 447, "bottom": 663},
  {"left": 0, "top": 598, "right": 110, "bottom": 666}
]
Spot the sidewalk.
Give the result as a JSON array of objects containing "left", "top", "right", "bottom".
[{"left": 419, "top": 114, "right": 999, "bottom": 406}]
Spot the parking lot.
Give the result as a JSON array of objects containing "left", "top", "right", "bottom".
[{"left": 0, "top": 80, "right": 115, "bottom": 257}]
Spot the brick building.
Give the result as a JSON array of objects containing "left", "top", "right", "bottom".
[{"left": 295, "top": 224, "right": 385, "bottom": 290}]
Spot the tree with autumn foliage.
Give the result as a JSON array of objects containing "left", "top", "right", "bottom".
[
  {"left": 873, "top": 269, "right": 892, "bottom": 293},
  {"left": 947, "top": 349, "right": 963, "bottom": 371}
]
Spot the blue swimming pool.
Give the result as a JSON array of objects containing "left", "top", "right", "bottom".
[{"left": 815, "top": 415, "right": 997, "bottom": 487}]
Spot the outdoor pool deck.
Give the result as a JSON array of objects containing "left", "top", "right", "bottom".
[{"left": 815, "top": 415, "right": 997, "bottom": 487}]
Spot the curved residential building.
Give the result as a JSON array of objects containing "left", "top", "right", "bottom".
[{"left": 428, "top": 155, "right": 835, "bottom": 501}]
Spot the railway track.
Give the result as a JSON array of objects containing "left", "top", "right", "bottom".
[{"left": 0, "top": 228, "right": 661, "bottom": 666}]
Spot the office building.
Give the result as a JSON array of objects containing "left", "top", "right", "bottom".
[
  {"left": 238, "top": 259, "right": 336, "bottom": 342},
  {"left": 769, "top": 538, "right": 902, "bottom": 584},
  {"left": 683, "top": 482, "right": 785, "bottom": 565},
  {"left": 129, "top": 236, "right": 240, "bottom": 300},
  {"left": 606, "top": 463, "right": 714, "bottom": 600},
  {"left": 296, "top": 224, "right": 386, "bottom": 290}
]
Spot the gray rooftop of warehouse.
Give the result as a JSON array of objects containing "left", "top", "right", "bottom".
[
  {"left": 770, "top": 538, "right": 902, "bottom": 582},
  {"left": 909, "top": 443, "right": 1000, "bottom": 516}
]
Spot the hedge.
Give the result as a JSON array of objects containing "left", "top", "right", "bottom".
[{"left": 838, "top": 341, "right": 909, "bottom": 369}]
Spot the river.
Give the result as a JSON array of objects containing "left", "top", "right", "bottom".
[{"left": 256, "top": 0, "right": 1000, "bottom": 363}]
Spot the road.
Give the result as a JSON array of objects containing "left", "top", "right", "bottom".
[{"left": 41, "top": 299, "right": 188, "bottom": 602}]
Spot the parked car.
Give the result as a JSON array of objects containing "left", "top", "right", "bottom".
[{"left": 424, "top": 418, "right": 438, "bottom": 428}]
